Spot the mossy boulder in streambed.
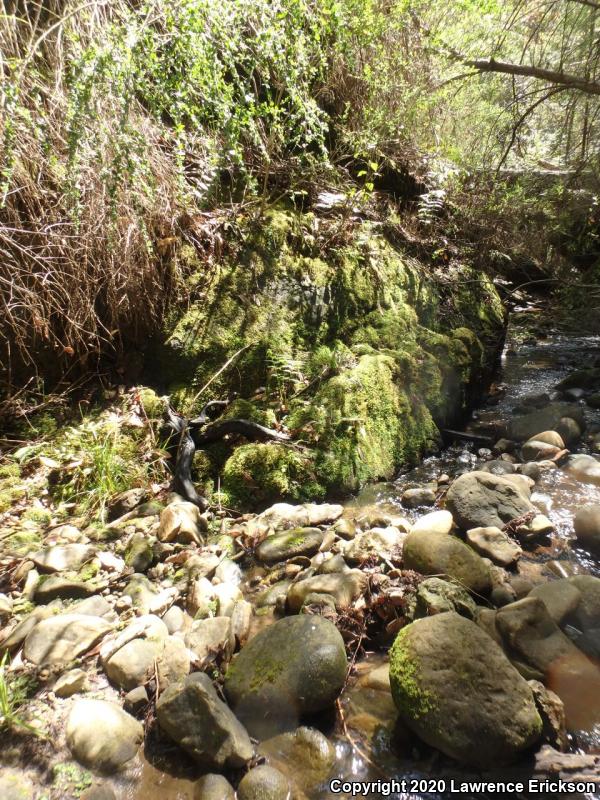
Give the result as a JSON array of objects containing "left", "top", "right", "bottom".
[
  {"left": 150, "top": 209, "right": 505, "bottom": 507},
  {"left": 445, "top": 471, "right": 535, "bottom": 530},
  {"left": 389, "top": 613, "right": 542, "bottom": 767},
  {"left": 224, "top": 615, "right": 347, "bottom": 739},
  {"left": 255, "top": 527, "right": 326, "bottom": 564}
]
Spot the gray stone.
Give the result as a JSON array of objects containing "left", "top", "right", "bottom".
[
  {"left": 230, "top": 600, "right": 253, "bottom": 647},
  {"left": 480, "top": 460, "right": 516, "bottom": 476},
  {"left": 237, "top": 766, "right": 290, "bottom": 800},
  {"left": 573, "top": 505, "right": 600, "bottom": 552},
  {"left": 255, "top": 527, "right": 326, "bottom": 564},
  {"left": 23, "top": 614, "right": 111, "bottom": 665},
  {"left": 568, "top": 574, "right": 600, "bottom": 658},
  {"left": 1, "top": 604, "right": 57, "bottom": 651},
  {"left": 344, "top": 527, "right": 405, "bottom": 564},
  {"left": 158, "top": 502, "right": 207, "bottom": 545},
  {"left": 496, "top": 597, "right": 581, "bottom": 675},
  {"left": 108, "top": 488, "right": 147, "bottom": 520},
  {"left": 258, "top": 726, "right": 335, "bottom": 796},
  {"left": 35, "top": 575, "right": 97, "bottom": 603},
  {"left": 66, "top": 699, "right": 143, "bottom": 771},
  {"left": 31, "top": 543, "right": 96, "bottom": 573},
  {"left": 286, "top": 570, "right": 367, "bottom": 611},
  {"left": 567, "top": 454, "right": 600, "bottom": 486},
  {"left": 402, "top": 529, "right": 492, "bottom": 594},
  {"left": 71, "top": 595, "right": 112, "bottom": 617},
  {"left": 389, "top": 613, "right": 541, "bottom": 767},
  {"left": 401, "top": 487, "right": 436, "bottom": 508},
  {"left": 103, "top": 637, "right": 162, "bottom": 690},
  {"left": 54, "top": 668, "right": 89, "bottom": 697},
  {"left": 556, "top": 417, "right": 582, "bottom": 445},
  {"left": 185, "top": 617, "right": 235, "bottom": 664},
  {"left": 162, "top": 604, "right": 186, "bottom": 634},
  {"left": 521, "top": 440, "right": 562, "bottom": 462},
  {"left": 410, "top": 510, "right": 454, "bottom": 535},
  {"left": 125, "top": 533, "right": 153, "bottom": 572},
  {"left": 193, "top": 774, "right": 235, "bottom": 800},
  {"left": 529, "top": 580, "right": 582, "bottom": 625},
  {"left": 413, "top": 577, "right": 477, "bottom": 620},
  {"left": 528, "top": 680, "right": 568, "bottom": 750},
  {"left": 224, "top": 616, "right": 347, "bottom": 738},
  {"left": 446, "top": 470, "right": 535, "bottom": 530},
  {"left": 465, "top": 526, "right": 522, "bottom": 567},
  {"left": 156, "top": 673, "right": 253, "bottom": 768},
  {"left": 123, "top": 686, "right": 148, "bottom": 716},
  {"left": 122, "top": 573, "right": 159, "bottom": 615},
  {"left": 508, "top": 404, "right": 584, "bottom": 441},
  {"left": 249, "top": 502, "right": 343, "bottom": 536}
]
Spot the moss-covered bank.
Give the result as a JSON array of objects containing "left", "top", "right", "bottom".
[{"left": 147, "top": 207, "right": 505, "bottom": 508}]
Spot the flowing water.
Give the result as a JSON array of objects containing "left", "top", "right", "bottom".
[{"left": 128, "top": 307, "right": 600, "bottom": 799}]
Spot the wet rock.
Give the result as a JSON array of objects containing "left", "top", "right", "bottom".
[
  {"left": 528, "top": 680, "right": 568, "bottom": 750},
  {"left": 35, "top": 575, "right": 97, "bottom": 603},
  {"left": 495, "top": 597, "right": 581, "bottom": 676},
  {"left": 410, "top": 510, "right": 454, "bottom": 535},
  {"left": 573, "top": 505, "right": 600, "bottom": 553},
  {"left": 108, "top": 488, "right": 147, "bottom": 520},
  {"left": 556, "top": 416, "right": 582, "bottom": 446},
  {"left": 258, "top": 726, "right": 335, "bottom": 796},
  {"left": 193, "top": 774, "right": 235, "bottom": 800},
  {"left": 156, "top": 673, "right": 253, "bottom": 768},
  {"left": 125, "top": 533, "right": 153, "bottom": 572},
  {"left": 521, "top": 438, "right": 563, "bottom": 462},
  {"left": 517, "top": 462, "right": 542, "bottom": 482},
  {"left": 54, "top": 668, "right": 89, "bottom": 697},
  {"left": 317, "top": 553, "right": 350, "bottom": 574},
  {"left": 465, "top": 526, "right": 522, "bottom": 567},
  {"left": 344, "top": 526, "right": 405, "bottom": 564},
  {"left": 508, "top": 403, "right": 584, "bottom": 441},
  {"left": 237, "top": 765, "right": 290, "bottom": 800},
  {"left": 224, "top": 616, "right": 347, "bottom": 738},
  {"left": 31, "top": 543, "right": 95, "bottom": 573},
  {"left": 568, "top": 574, "right": 600, "bottom": 658},
  {"left": 413, "top": 577, "right": 477, "bottom": 620},
  {"left": 249, "top": 502, "right": 343, "bottom": 535},
  {"left": 123, "top": 686, "right": 148, "bottom": 716},
  {"left": 66, "top": 699, "right": 143, "bottom": 771},
  {"left": 358, "top": 663, "right": 391, "bottom": 691},
  {"left": 158, "top": 502, "right": 207, "bottom": 545},
  {"left": 23, "top": 614, "right": 111, "bottom": 665},
  {"left": 494, "top": 438, "right": 516, "bottom": 454},
  {"left": 567, "top": 454, "right": 600, "bottom": 486},
  {"left": 516, "top": 514, "right": 554, "bottom": 542},
  {"left": 529, "top": 580, "right": 582, "bottom": 625},
  {"left": 480, "top": 460, "right": 515, "bottom": 476},
  {"left": 185, "top": 617, "right": 235, "bottom": 665},
  {"left": 534, "top": 744, "right": 600, "bottom": 781},
  {"left": 256, "top": 580, "right": 292, "bottom": 609},
  {"left": 402, "top": 530, "right": 492, "bottom": 595},
  {"left": 256, "top": 527, "right": 326, "bottom": 564},
  {"left": 446, "top": 470, "right": 535, "bottom": 530},
  {"left": 286, "top": 570, "right": 367, "bottom": 611},
  {"left": 389, "top": 613, "right": 541, "bottom": 767},
  {"left": 401, "top": 487, "right": 436, "bottom": 508}
]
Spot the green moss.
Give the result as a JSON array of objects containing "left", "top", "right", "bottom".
[
  {"left": 3, "top": 529, "right": 43, "bottom": 556},
  {"left": 222, "top": 399, "right": 277, "bottom": 428},
  {"left": 389, "top": 625, "right": 437, "bottom": 719},
  {"left": 221, "top": 443, "right": 323, "bottom": 509},
  {"left": 138, "top": 387, "right": 167, "bottom": 418},
  {"left": 22, "top": 507, "right": 52, "bottom": 526},
  {"left": 0, "top": 463, "right": 20, "bottom": 480},
  {"left": 0, "top": 476, "right": 27, "bottom": 513}
]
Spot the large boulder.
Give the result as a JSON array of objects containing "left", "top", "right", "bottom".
[
  {"left": 224, "top": 616, "right": 347, "bottom": 738},
  {"left": 389, "top": 613, "right": 541, "bottom": 766},
  {"left": 66, "top": 700, "right": 143, "bottom": 771},
  {"left": 156, "top": 673, "right": 253, "bottom": 769},
  {"left": 402, "top": 530, "right": 491, "bottom": 595},
  {"left": 529, "top": 580, "right": 582, "bottom": 625},
  {"left": 446, "top": 471, "right": 535, "bottom": 530},
  {"left": 573, "top": 505, "right": 600, "bottom": 553},
  {"left": 23, "top": 614, "right": 111, "bottom": 665}
]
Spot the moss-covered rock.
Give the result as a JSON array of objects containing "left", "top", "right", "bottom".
[
  {"left": 149, "top": 207, "right": 505, "bottom": 508},
  {"left": 389, "top": 613, "right": 541, "bottom": 767}
]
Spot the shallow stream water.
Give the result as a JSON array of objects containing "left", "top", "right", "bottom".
[{"left": 129, "top": 307, "right": 600, "bottom": 800}]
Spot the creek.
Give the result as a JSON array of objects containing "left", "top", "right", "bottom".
[{"left": 122, "top": 304, "right": 600, "bottom": 799}]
